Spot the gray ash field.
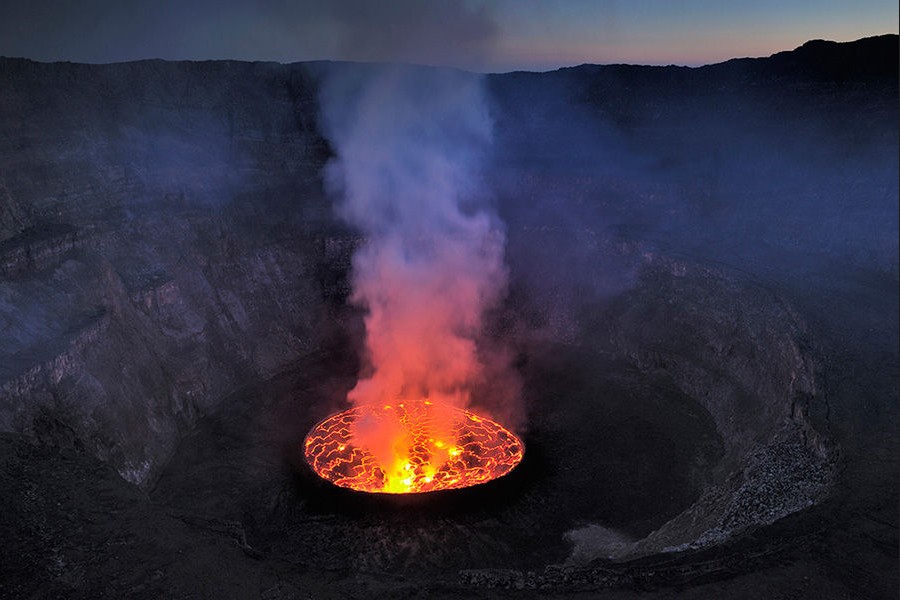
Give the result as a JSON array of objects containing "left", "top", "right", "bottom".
[{"left": 1, "top": 36, "right": 897, "bottom": 599}]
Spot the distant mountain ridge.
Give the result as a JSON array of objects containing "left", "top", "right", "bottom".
[
  {"left": 709, "top": 34, "right": 899, "bottom": 81},
  {"left": 1, "top": 34, "right": 897, "bottom": 80},
  {"left": 509, "top": 34, "right": 897, "bottom": 82}
]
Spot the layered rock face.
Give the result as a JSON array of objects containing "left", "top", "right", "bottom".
[{"left": 0, "top": 59, "right": 335, "bottom": 485}]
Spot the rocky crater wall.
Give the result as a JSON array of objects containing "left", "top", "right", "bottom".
[{"left": 0, "top": 58, "right": 336, "bottom": 485}]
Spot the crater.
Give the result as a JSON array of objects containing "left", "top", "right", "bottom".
[
  {"left": 149, "top": 250, "right": 835, "bottom": 584},
  {"left": 1, "top": 44, "right": 894, "bottom": 597}
]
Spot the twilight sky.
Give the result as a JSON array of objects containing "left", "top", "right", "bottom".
[{"left": 1, "top": 0, "right": 897, "bottom": 72}]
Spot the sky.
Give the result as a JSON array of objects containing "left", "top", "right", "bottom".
[{"left": 0, "top": 0, "right": 897, "bottom": 72}]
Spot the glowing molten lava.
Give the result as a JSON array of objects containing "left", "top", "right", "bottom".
[{"left": 304, "top": 401, "right": 524, "bottom": 494}]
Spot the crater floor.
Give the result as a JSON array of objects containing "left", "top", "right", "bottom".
[{"left": 4, "top": 258, "right": 894, "bottom": 599}]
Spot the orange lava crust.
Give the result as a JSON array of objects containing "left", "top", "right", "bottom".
[{"left": 303, "top": 402, "right": 524, "bottom": 494}]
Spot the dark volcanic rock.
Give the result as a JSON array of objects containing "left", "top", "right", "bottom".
[
  {"left": 0, "top": 35, "right": 897, "bottom": 599},
  {"left": 0, "top": 58, "right": 336, "bottom": 485}
]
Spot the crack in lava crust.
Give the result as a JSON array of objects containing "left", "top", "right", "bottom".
[{"left": 303, "top": 402, "right": 524, "bottom": 494}]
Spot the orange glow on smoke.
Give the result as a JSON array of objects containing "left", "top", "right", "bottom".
[{"left": 304, "top": 401, "right": 524, "bottom": 494}]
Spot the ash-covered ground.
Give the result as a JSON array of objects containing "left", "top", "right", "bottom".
[{"left": 1, "top": 36, "right": 897, "bottom": 598}]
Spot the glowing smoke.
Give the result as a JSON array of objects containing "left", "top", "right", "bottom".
[{"left": 319, "top": 64, "right": 516, "bottom": 455}]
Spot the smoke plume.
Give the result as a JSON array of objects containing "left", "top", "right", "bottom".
[{"left": 319, "top": 64, "right": 517, "bottom": 454}]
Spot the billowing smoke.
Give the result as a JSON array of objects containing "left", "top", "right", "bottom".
[{"left": 319, "top": 64, "right": 518, "bottom": 463}]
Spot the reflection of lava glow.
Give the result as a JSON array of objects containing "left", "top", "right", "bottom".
[{"left": 304, "top": 402, "right": 524, "bottom": 494}]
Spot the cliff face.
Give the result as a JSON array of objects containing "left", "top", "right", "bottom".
[
  {"left": 0, "top": 58, "right": 336, "bottom": 485},
  {"left": 490, "top": 35, "right": 899, "bottom": 283}
]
